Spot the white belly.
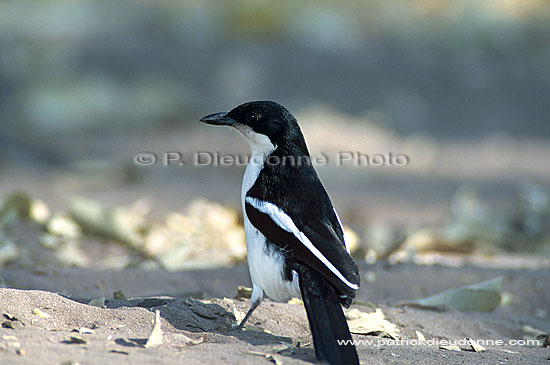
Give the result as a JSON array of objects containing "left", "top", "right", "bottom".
[
  {"left": 241, "top": 156, "right": 300, "bottom": 302},
  {"left": 243, "top": 212, "right": 301, "bottom": 302}
]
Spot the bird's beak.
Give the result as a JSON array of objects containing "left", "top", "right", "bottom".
[{"left": 200, "top": 112, "right": 236, "bottom": 126}]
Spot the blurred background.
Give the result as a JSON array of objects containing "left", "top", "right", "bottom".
[{"left": 0, "top": 0, "right": 549, "bottom": 271}]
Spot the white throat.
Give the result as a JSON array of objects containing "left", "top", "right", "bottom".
[
  {"left": 234, "top": 124, "right": 276, "bottom": 156},
  {"left": 235, "top": 124, "right": 276, "bottom": 200}
]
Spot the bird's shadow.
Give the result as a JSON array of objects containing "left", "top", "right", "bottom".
[
  {"left": 155, "top": 297, "right": 316, "bottom": 363},
  {"left": 66, "top": 295, "right": 316, "bottom": 363}
]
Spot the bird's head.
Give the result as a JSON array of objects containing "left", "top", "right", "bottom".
[{"left": 200, "top": 101, "right": 306, "bottom": 155}]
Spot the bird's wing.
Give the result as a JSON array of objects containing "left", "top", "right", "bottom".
[
  {"left": 245, "top": 196, "right": 360, "bottom": 298},
  {"left": 330, "top": 207, "right": 348, "bottom": 253}
]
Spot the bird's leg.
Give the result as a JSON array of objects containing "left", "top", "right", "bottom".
[
  {"left": 237, "top": 299, "right": 260, "bottom": 329},
  {"left": 237, "top": 285, "right": 263, "bottom": 330}
]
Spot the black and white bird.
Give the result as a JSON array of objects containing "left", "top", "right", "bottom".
[{"left": 201, "top": 101, "right": 360, "bottom": 364}]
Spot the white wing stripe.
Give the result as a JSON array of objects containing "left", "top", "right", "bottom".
[
  {"left": 333, "top": 208, "right": 349, "bottom": 253},
  {"left": 246, "top": 197, "right": 359, "bottom": 290}
]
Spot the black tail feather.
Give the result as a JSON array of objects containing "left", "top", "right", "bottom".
[{"left": 296, "top": 264, "right": 359, "bottom": 365}]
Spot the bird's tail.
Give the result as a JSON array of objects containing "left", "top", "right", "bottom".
[{"left": 296, "top": 264, "right": 359, "bottom": 365}]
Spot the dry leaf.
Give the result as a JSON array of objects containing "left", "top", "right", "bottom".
[
  {"left": 68, "top": 198, "right": 145, "bottom": 248},
  {"left": 467, "top": 337, "right": 486, "bottom": 352},
  {"left": 113, "top": 290, "right": 128, "bottom": 300},
  {"left": 397, "top": 277, "right": 502, "bottom": 312},
  {"left": 145, "top": 310, "right": 163, "bottom": 348},
  {"left": 88, "top": 297, "right": 106, "bottom": 308},
  {"left": 29, "top": 199, "right": 50, "bottom": 224},
  {"left": 415, "top": 330, "right": 426, "bottom": 341},
  {"left": 32, "top": 308, "right": 51, "bottom": 318},
  {"left": 440, "top": 345, "right": 462, "bottom": 351},
  {"left": 2, "top": 321, "right": 15, "bottom": 329},
  {"left": 232, "top": 307, "right": 245, "bottom": 324},
  {"left": 287, "top": 298, "right": 303, "bottom": 305},
  {"left": 46, "top": 214, "right": 81, "bottom": 239},
  {"left": 522, "top": 325, "right": 545, "bottom": 337},
  {"left": 235, "top": 286, "right": 252, "bottom": 299},
  {"left": 342, "top": 225, "right": 360, "bottom": 254},
  {"left": 346, "top": 308, "right": 400, "bottom": 339}
]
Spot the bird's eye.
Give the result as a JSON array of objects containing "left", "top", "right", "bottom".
[{"left": 248, "top": 112, "right": 260, "bottom": 123}]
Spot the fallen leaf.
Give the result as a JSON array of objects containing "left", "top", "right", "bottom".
[
  {"left": 440, "top": 345, "right": 462, "bottom": 351},
  {"left": 113, "top": 290, "right": 128, "bottom": 300},
  {"left": 346, "top": 308, "right": 400, "bottom": 339},
  {"left": 88, "top": 297, "right": 106, "bottom": 308},
  {"left": 30, "top": 199, "right": 50, "bottom": 224},
  {"left": 145, "top": 310, "right": 163, "bottom": 348},
  {"left": 287, "top": 298, "right": 303, "bottom": 305},
  {"left": 46, "top": 214, "right": 81, "bottom": 239},
  {"left": 235, "top": 286, "right": 252, "bottom": 299},
  {"left": 343, "top": 225, "right": 360, "bottom": 254},
  {"left": 232, "top": 307, "right": 245, "bottom": 324},
  {"left": 397, "top": 277, "right": 502, "bottom": 312},
  {"left": 415, "top": 330, "right": 426, "bottom": 341},
  {"left": 68, "top": 198, "right": 145, "bottom": 248},
  {"left": 522, "top": 325, "right": 545, "bottom": 337},
  {"left": 2, "top": 320, "right": 15, "bottom": 329},
  {"left": 32, "top": 308, "right": 51, "bottom": 318},
  {"left": 467, "top": 337, "right": 486, "bottom": 352}
]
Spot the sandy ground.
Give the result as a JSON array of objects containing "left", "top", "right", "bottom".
[
  {"left": 1, "top": 126, "right": 549, "bottom": 364},
  {"left": 1, "top": 261, "right": 549, "bottom": 364}
]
